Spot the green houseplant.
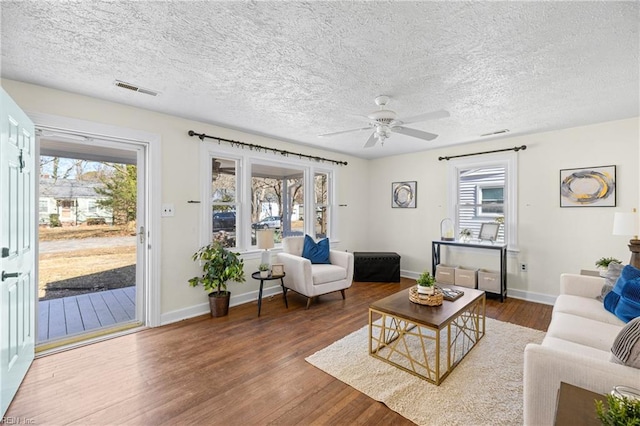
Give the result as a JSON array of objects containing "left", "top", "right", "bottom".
[
  {"left": 189, "top": 241, "right": 246, "bottom": 317},
  {"left": 595, "top": 257, "right": 622, "bottom": 277},
  {"left": 258, "top": 263, "right": 270, "bottom": 278},
  {"left": 459, "top": 228, "right": 472, "bottom": 243},
  {"left": 416, "top": 271, "right": 436, "bottom": 295},
  {"left": 595, "top": 392, "right": 640, "bottom": 426}
]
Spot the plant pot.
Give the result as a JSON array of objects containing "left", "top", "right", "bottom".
[
  {"left": 260, "top": 270, "right": 269, "bottom": 278},
  {"left": 208, "top": 291, "right": 230, "bottom": 317},
  {"left": 417, "top": 285, "right": 434, "bottom": 295}
]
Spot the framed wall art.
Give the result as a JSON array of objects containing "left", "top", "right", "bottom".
[
  {"left": 392, "top": 181, "right": 417, "bottom": 208},
  {"left": 560, "top": 165, "right": 616, "bottom": 207}
]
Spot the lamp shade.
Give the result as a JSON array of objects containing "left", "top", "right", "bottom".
[
  {"left": 613, "top": 212, "right": 639, "bottom": 238},
  {"left": 256, "top": 229, "right": 275, "bottom": 250}
]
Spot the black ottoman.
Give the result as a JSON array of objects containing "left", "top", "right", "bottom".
[{"left": 353, "top": 252, "right": 401, "bottom": 282}]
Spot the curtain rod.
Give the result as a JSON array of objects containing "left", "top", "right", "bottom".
[
  {"left": 438, "top": 145, "right": 527, "bottom": 161},
  {"left": 188, "top": 130, "right": 348, "bottom": 166}
]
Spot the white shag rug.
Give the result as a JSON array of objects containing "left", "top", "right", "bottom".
[{"left": 305, "top": 317, "right": 545, "bottom": 426}]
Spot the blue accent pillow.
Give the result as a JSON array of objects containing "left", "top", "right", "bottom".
[
  {"left": 604, "top": 264, "right": 640, "bottom": 323},
  {"left": 301, "top": 235, "right": 331, "bottom": 264}
]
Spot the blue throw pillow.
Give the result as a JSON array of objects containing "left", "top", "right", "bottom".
[
  {"left": 301, "top": 235, "right": 331, "bottom": 264},
  {"left": 604, "top": 264, "right": 640, "bottom": 322}
]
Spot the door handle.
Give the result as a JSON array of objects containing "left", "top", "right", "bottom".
[
  {"left": 2, "top": 271, "right": 22, "bottom": 282},
  {"left": 138, "top": 226, "right": 145, "bottom": 244}
]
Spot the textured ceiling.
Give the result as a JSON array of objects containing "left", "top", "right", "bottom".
[{"left": 1, "top": 1, "right": 638, "bottom": 160}]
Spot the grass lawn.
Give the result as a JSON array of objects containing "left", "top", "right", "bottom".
[{"left": 38, "top": 225, "right": 136, "bottom": 299}]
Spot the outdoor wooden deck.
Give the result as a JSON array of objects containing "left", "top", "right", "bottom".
[{"left": 38, "top": 286, "right": 136, "bottom": 342}]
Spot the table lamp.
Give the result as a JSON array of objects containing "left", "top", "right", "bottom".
[
  {"left": 613, "top": 209, "right": 640, "bottom": 269},
  {"left": 256, "top": 229, "right": 275, "bottom": 266}
]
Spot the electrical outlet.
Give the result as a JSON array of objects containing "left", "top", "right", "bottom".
[
  {"left": 520, "top": 263, "right": 527, "bottom": 272},
  {"left": 161, "top": 204, "right": 175, "bottom": 217}
]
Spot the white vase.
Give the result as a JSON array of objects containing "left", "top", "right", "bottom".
[
  {"left": 260, "top": 270, "right": 269, "bottom": 278},
  {"left": 417, "top": 285, "right": 434, "bottom": 295}
]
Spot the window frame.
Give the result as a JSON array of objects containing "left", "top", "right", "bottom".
[
  {"left": 200, "top": 142, "right": 336, "bottom": 255},
  {"left": 447, "top": 152, "right": 518, "bottom": 251}
]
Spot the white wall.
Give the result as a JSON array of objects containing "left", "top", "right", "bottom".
[
  {"left": 1, "top": 79, "right": 370, "bottom": 322},
  {"left": 368, "top": 117, "right": 639, "bottom": 302},
  {"left": 4, "top": 78, "right": 637, "bottom": 317}
]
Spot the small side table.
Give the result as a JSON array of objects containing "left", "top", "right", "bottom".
[
  {"left": 555, "top": 382, "right": 607, "bottom": 426},
  {"left": 252, "top": 271, "right": 287, "bottom": 317}
]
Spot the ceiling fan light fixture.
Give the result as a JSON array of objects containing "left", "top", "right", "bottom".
[{"left": 368, "top": 109, "right": 397, "bottom": 122}]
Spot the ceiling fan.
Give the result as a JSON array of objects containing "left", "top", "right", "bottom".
[{"left": 319, "top": 95, "right": 449, "bottom": 148}]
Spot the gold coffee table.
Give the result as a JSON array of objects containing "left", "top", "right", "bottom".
[{"left": 368, "top": 286, "right": 485, "bottom": 385}]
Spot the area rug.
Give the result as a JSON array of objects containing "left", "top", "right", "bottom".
[{"left": 305, "top": 318, "right": 545, "bottom": 426}]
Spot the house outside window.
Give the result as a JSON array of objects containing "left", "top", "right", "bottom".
[{"left": 448, "top": 154, "right": 517, "bottom": 249}]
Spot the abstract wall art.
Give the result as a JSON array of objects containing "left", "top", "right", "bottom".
[
  {"left": 392, "top": 181, "right": 417, "bottom": 208},
  {"left": 560, "top": 165, "right": 616, "bottom": 207}
]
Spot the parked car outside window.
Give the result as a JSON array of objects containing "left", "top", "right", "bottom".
[
  {"left": 213, "top": 211, "right": 236, "bottom": 231},
  {"left": 251, "top": 216, "right": 281, "bottom": 229}
]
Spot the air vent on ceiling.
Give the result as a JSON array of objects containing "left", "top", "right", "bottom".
[
  {"left": 481, "top": 129, "right": 510, "bottom": 137},
  {"left": 114, "top": 80, "right": 159, "bottom": 96}
]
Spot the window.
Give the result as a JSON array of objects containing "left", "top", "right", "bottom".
[
  {"left": 477, "top": 186, "right": 504, "bottom": 215},
  {"left": 449, "top": 154, "right": 517, "bottom": 249},
  {"left": 211, "top": 157, "right": 238, "bottom": 248},
  {"left": 39, "top": 199, "right": 48, "bottom": 213},
  {"left": 250, "top": 163, "right": 305, "bottom": 245},
  {"left": 202, "top": 144, "right": 334, "bottom": 252},
  {"left": 315, "top": 172, "right": 329, "bottom": 239}
]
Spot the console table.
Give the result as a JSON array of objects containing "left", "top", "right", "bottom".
[{"left": 432, "top": 240, "right": 507, "bottom": 302}]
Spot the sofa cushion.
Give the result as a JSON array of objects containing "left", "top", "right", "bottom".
[
  {"left": 302, "top": 235, "right": 331, "bottom": 264},
  {"left": 554, "top": 294, "right": 625, "bottom": 326},
  {"left": 597, "top": 262, "right": 624, "bottom": 301},
  {"left": 542, "top": 336, "right": 612, "bottom": 362},
  {"left": 546, "top": 312, "right": 622, "bottom": 352},
  {"left": 610, "top": 316, "right": 640, "bottom": 368},
  {"left": 312, "top": 264, "right": 347, "bottom": 285},
  {"left": 604, "top": 264, "right": 640, "bottom": 322}
]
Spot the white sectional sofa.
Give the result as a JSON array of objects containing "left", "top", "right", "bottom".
[{"left": 523, "top": 273, "right": 640, "bottom": 425}]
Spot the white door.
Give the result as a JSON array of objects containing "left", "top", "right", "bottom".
[{"left": 0, "top": 89, "right": 36, "bottom": 416}]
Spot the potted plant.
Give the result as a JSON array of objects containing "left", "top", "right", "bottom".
[
  {"left": 188, "top": 241, "right": 246, "bottom": 317},
  {"left": 416, "top": 271, "right": 436, "bottom": 295},
  {"left": 595, "top": 391, "right": 640, "bottom": 425},
  {"left": 595, "top": 257, "right": 622, "bottom": 277},
  {"left": 459, "top": 228, "right": 472, "bottom": 243},
  {"left": 258, "top": 263, "right": 270, "bottom": 278}
]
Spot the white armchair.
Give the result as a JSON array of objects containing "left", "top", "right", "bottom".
[{"left": 276, "top": 236, "right": 354, "bottom": 309}]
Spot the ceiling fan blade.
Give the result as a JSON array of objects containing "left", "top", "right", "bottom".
[
  {"left": 363, "top": 132, "right": 378, "bottom": 148},
  {"left": 318, "top": 126, "right": 371, "bottom": 137},
  {"left": 400, "top": 109, "right": 450, "bottom": 125},
  {"left": 394, "top": 126, "right": 439, "bottom": 141}
]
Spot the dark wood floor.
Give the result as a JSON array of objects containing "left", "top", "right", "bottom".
[{"left": 6, "top": 279, "right": 552, "bottom": 425}]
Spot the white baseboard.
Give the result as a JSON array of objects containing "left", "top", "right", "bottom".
[
  {"left": 161, "top": 272, "right": 557, "bottom": 325},
  {"left": 160, "top": 285, "right": 285, "bottom": 325},
  {"left": 400, "top": 269, "right": 556, "bottom": 306}
]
